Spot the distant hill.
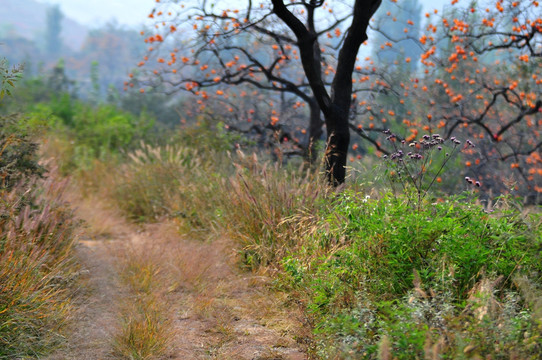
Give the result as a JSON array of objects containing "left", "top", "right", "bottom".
[{"left": 0, "top": 0, "right": 88, "bottom": 50}]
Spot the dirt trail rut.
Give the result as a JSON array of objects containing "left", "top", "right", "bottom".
[{"left": 44, "top": 239, "right": 122, "bottom": 359}]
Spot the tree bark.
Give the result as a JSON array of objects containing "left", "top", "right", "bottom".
[
  {"left": 324, "top": 107, "right": 350, "bottom": 186},
  {"left": 306, "top": 97, "right": 324, "bottom": 164}
]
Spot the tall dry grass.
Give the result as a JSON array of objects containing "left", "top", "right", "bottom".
[
  {"left": 108, "top": 143, "right": 223, "bottom": 233},
  {"left": 0, "top": 176, "right": 78, "bottom": 357},
  {"left": 217, "top": 151, "right": 329, "bottom": 268},
  {"left": 48, "top": 119, "right": 331, "bottom": 268},
  {"left": 105, "top": 144, "right": 330, "bottom": 268},
  {"left": 101, "top": 142, "right": 330, "bottom": 268},
  {"left": 111, "top": 234, "right": 179, "bottom": 359}
]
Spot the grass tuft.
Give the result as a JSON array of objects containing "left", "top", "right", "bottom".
[
  {"left": 112, "top": 296, "right": 172, "bottom": 360},
  {"left": 112, "top": 243, "right": 175, "bottom": 360}
]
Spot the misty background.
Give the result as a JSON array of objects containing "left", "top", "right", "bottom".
[{"left": 0, "top": 0, "right": 450, "bottom": 126}]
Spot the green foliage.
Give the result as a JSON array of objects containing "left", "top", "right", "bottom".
[
  {"left": 2, "top": 62, "right": 155, "bottom": 173},
  {"left": 0, "top": 59, "right": 23, "bottom": 101},
  {"left": 49, "top": 93, "right": 76, "bottom": 126},
  {"left": 281, "top": 192, "right": 542, "bottom": 358},
  {"left": 119, "top": 88, "right": 181, "bottom": 128},
  {"left": 31, "top": 97, "right": 155, "bottom": 171},
  {"left": 1, "top": 77, "right": 49, "bottom": 114},
  {"left": 174, "top": 118, "right": 247, "bottom": 153},
  {"left": 65, "top": 103, "right": 153, "bottom": 158},
  {"left": 0, "top": 112, "right": 44, "bottom": 190},
  {"left": 0, "top": 60, "right": 45, "bottom": 190}
]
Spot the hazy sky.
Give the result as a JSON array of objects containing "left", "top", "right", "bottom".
[
  {"left": 36, "top": 0, "right": 155, "bottom": 27},
  {"left": 36, "top": 0, "right": 451, "bottom": 27}
]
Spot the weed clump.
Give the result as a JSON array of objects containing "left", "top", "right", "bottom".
[{"left": 218, "top": 151, "right": 327, "bottom": 268}]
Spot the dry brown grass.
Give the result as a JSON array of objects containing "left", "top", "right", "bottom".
[
  {"left": 0, "top": 175, "right": 78, "bottom": 357},
  {"left": 111, "top": 232, "right": 177, "bottom": 359},
  {"left": 217, "top": 151, "right": 329, "bottom": 269},
  {"left": 125, "top": 222, "right": 307, "bottom": 359},
  {"left": 112, "top": 294, "right": 173, "bottom": 360}
]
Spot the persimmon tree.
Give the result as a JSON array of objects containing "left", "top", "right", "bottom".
[
  {"left": 137, "top": 2, "right": 329, "bottom": 161},
  {"left": 424, "top": 0, "right": 542, "bottom": 201},
  {"left": 137, "top": 0, "right": 540, "bottom": 196},
  {"left": 344, "top": 0, "right": 541, "bottom": 200},
  {"left": 144, "top": 20, "right": 318, "bottom": 157},
  {"left": 346, "top": 0, "right": 423, "bottom": 156},
  {"left": 137, "top": 0, "right": 382, "bottom": 184},
  {"left": 270, "top": 0, "right": 382, "bottom": 184}
]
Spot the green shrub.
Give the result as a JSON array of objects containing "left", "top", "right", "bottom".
[
  {"left": 29, "top": 99, "right": 155, "bottom": 172},
  {"left": 173, "top": 118, "right": 248, "bottom": 154},
  {"left": 0, "top": 60, "right": 44, "bottom": 190},
  {"left": 0, "top": 59, "right": 23, "bottom": 101},
  {"left": 0, "top": 113, "right": 44, "bottom": 190},
  {"left": 282, "top": 192, "right": 542, "bottom": 358}
]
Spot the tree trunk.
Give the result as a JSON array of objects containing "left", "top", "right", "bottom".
[
  {"left": 306, "top": 97, "right": 324, "bottom": 164},
  {"left": 324, "top": 108, "right": 350, "bottom": 185}
]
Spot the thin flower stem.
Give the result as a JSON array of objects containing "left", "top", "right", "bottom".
[
  {"left": 383, "top": 130, "right": 469, "bottom": 212},
  {"left": 422, "top": 144, "right": 459, "bottom": 201}
]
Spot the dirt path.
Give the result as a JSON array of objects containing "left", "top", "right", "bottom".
[
  {"left": 47, "top": 197, "right": 307, "bottom": 359},
  {"left": 44, "top": 238, "right": 124, "bottom": 360},
  {"left": 43, "top": 198, "right": 131, "bottom": 360}
]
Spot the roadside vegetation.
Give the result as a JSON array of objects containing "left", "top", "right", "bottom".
[
  {"left": 103, "top": 136, "right": 541, "bottom": 358},
  {"left": 0, "top": 61, "right": 78, "bottom": 358}
]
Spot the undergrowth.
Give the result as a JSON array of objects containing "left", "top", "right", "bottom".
[
  {"left": 281, "top": 192, "right": 542, "bottom": 359},
  {"left": 217, "top": 151, "right": 327, "bottom": 268},
  {"left": 0, "top": 178, "right": 78, "bottom": 358},
  {"left": 0, "top": 60, "right": 78, "bottom": 358}
]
